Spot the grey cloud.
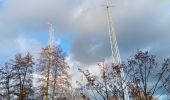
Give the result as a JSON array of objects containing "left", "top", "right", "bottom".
[
  {"left": 71, "top": 32, "right": 111, "bottom": 64},
  {"left": 70, "top": 0, "right": 170, "bottom": 64},
  {"left": 114, "top": 0, "right": 170, "bottom": 58},
  {"left": 0, "top": 0, "right": 80, "bottom": 52},
  {"left": 0, "top": 0, "right": 79, "bottom": 30}
]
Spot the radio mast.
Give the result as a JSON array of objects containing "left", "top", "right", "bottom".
[
  {"left": 105, "top": 0, "right": 129, "bottom": 100},
  {"left": 44, "top": 23, "right": 55, "bottom": 100},
  {"left": 48, "top": 23, "right": 55, "bottom": 49}
]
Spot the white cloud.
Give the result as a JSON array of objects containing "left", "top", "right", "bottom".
[{"left": 16, "top": 36, "right": 43, "bottom": 59}]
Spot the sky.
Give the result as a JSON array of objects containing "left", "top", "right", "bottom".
[{"left": 0, "top": 0, "right": 170, "bottom": 99}]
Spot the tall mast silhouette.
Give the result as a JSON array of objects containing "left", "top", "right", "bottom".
[{"left": 105, "top": 0, "right": 129, "bottom": 99}]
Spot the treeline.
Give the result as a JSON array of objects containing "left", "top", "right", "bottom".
[
  {"left": 0, "top": 45, "right": 71, "bottom": 100},
  {"left": 0, "top": 53, "right": 33, "bottom": 100},
  {"left": 1, "top": 45, "right": 170, "bottom": 100},
  {"left": 78, "top": 51, "right": 170, "bottom": 100}
]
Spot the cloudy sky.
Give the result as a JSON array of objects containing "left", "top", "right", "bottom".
[
  {"left": 0, "top": 0, "right": 170, "bottom": 98},
  {"left": 0, "top": 0, "right": 170, "bottom": 97},
  {"left": 0, "top": 0, "right": 170, "bottom": 64}
]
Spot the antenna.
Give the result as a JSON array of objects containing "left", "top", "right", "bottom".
[{"left": 105, "top": 0, "right": 129, "bottom": 100}]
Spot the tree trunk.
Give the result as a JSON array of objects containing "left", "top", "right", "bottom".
[
  {"left": 52, "top": 70, "right": 57, "bottom": 100},
  {"left": 7, "top": 78, "right": 10, "bottom": 100},
  {"left": 45, "top": 59, "right": 51, "bottom": 100}
]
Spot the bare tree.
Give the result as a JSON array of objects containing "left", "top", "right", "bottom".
[
  {"left": 12, "top": 53, "right": 34, "bottom": 100},
  {"left": 37, "top": 47, "right": 53, "bottom": 100},
  {"left": 0, "top": 63, "right": 14, "bottom": 100},
  {"left": 125, "top": 51, "right": 170, "bottom": 100},
  {"left": 0, "top": 53, "right": 34, "bottom": 100},
  {"left": 37, "top": 45, "right": 71, "bottom": 100},
  {"left": 78, "top": 51, "right": 170, "bottom": 100},
  {"left": 78, "top": 60, "right": 119, "bottom": 100},
  {"left": 51, "top": 46, "right": 71, "bottom": 100}
]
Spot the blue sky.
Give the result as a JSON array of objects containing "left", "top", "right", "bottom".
[{"left": 0, "top": 28, "right": 72, "bottom": 63}]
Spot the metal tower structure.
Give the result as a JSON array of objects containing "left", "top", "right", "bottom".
[
  {"left": 105, "top": 0, "right": 129, "bottom": 100},
  {"left": 48, "top": 23, "right": 55, "bottom": 49},
  {"left": 44, "top": 23, "right": 55, "bottom": 100}
]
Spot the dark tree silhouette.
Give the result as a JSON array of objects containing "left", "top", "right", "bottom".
[
  {"left": 0, "top": 53, "right": 34, "bottom": 100},
  {"left": 0, "top": 63, "right": 14, "bottom": 100},
  {"left": 78, "top": 60, "right": 120, "bottom": 100},
  {"left": 12, "top": 53, "right": 34, "bottom": 100},
  {"left": 125, "top": 51, "right": 170, "bottom": 100},
  {"left": 78, "top": 51, "right": 170, "bottom": 100}
]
